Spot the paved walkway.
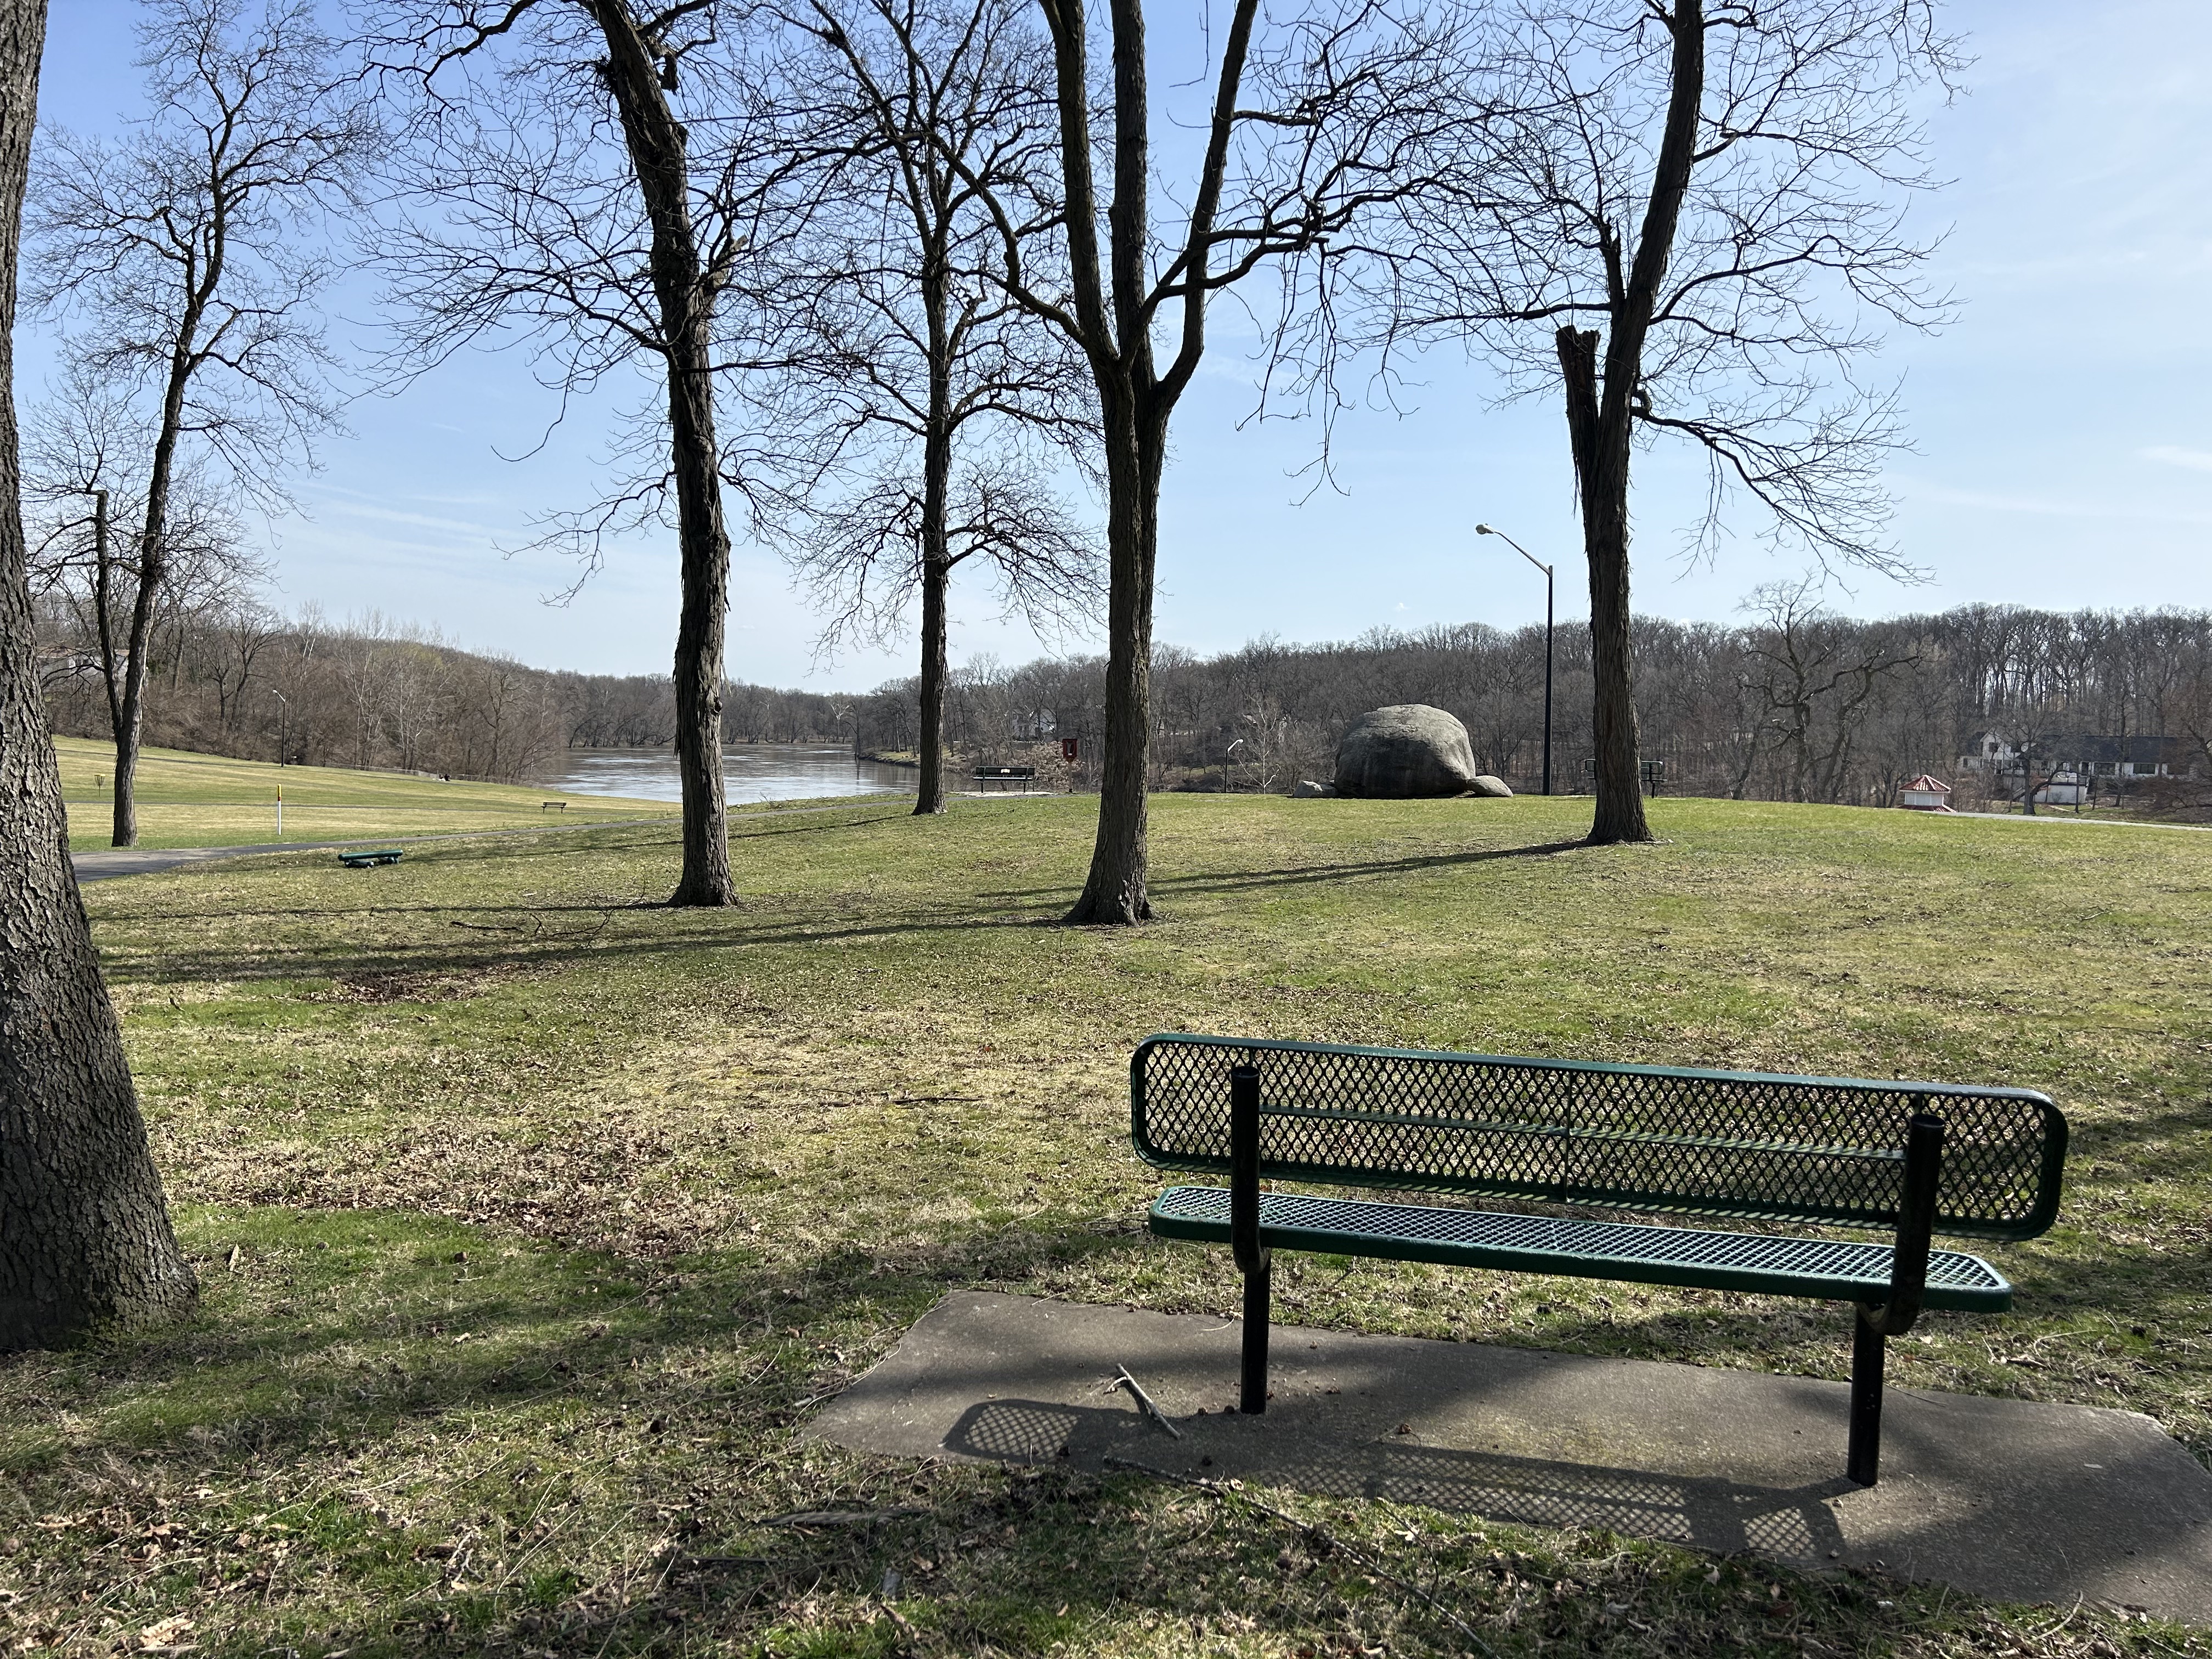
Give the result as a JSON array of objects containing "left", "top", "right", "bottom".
[
  {"left": 1945, "top": 810, "right": 2212, "bottom": 832},
  {"left": 811, "top": 1291, "right": 2212, "bottom": 1622}
]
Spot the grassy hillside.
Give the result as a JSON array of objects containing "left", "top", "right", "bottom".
[
  {"left": 7, "top": 794, "right": 2208, "bottom": 1657},
  {"left": 54, "top": 734, "right": 673, "bottom": 850}
]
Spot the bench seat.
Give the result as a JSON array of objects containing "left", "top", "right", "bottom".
[{"left": 1149, "top": 1185, "right": 2011, "bottom": 1310}]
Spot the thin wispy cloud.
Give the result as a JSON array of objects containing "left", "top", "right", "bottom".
[
  {"left": 1904, "top": 478, "right": 2212, "bottom": 528},
  {"left": 2141, "top": 445, "right": 2212, "bottom": 474}
]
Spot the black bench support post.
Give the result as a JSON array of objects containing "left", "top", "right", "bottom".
[
  {"left": 1229, "top": 1064, "right": 1272, "bottom": 1415},
  {"left": 1847, "top": 1109, "right": 1946, "bottom": 1487},
  {"left": 1847, "top": 1307, "right": 1887, "bottom": 1487}
]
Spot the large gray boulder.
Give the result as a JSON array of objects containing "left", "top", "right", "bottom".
[
  {"left": 1334, "top": 704, "right": 1480, "bottom": 798},
  {"left": 1470, "top": 774, "right": 1513, "bottom": 798}
]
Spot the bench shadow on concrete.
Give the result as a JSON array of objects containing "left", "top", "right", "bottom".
[{"left": 942, "top": 1396, "right": 1855, "bottom": 1559}]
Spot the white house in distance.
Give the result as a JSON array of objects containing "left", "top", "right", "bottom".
[
  {"left": 1958, "top": 732, "right": 2197, "bottom": 807},
  {"left": 1898, "top": 774, "right": 1953, "bottom": 811}
]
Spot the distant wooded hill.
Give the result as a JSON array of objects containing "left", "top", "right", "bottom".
[
  {"left": 36, "top": 594, "right": 2212, "bottom": 810},
  {"left": 34, "top": 603, "right": 855, "bottom": 782},
  {"left": 855, "top": 602, "right": 2212, "bottom": 812}
]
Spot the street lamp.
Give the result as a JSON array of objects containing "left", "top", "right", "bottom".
[
  {"left": 268, "top": 688, "right": 289, "bottom": 768},
  {"left": 1475, "top": 523, "right": 1554, "bottom": 796}
]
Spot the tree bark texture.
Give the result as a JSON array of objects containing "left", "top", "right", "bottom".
[
  {"left": 914, "top": 266, "right": 954, "bottom": 816},
  {"left": 1558, "top": 324, "right": 1650, "bottom": 844},
  {"left": 1065, "top": 388, "right": 1160, "bottom": 922},
  {"left": 0, "top": 0, "right": 200, "bottom": 1350},
  {"left": 590, "top": 0, "right": 735, "bottom": 905},
  {"left": 915, "top": 552, "right": 949, "bottom": 814}
]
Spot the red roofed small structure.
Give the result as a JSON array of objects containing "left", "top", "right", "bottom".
[{"left": 1898, "top": 774, "right": 1953, "bottom": 812}]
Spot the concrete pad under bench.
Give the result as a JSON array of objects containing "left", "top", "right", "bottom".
[{"left": 809, "top": 1291, "right": 2212, "bottom": 1623}]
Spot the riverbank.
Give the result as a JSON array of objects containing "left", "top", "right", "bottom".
[{"left": 13, "top": 794, "right": 2208, "bottom": 1656}]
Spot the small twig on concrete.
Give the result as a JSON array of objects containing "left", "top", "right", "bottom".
[
  {"left": 1115, "top": 1365, "right": 1184, "bottom": 1438},
  {"left": 1101, "top": 1453, "right": 1494, "bottom": 1655}
]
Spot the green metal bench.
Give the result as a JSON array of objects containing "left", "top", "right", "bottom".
[
  {"left": 1131, "top": 1034, "right": 2066, "bottom": 1486},
  {"left": 337, "top": 848, "right": 405, "bottom": 868}
]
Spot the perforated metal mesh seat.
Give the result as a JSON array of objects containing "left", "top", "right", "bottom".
[{"left": 1149, "top": 1186, "right": 2013, "bottom": 1311}]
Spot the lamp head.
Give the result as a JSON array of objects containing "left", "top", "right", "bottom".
[{"left": 1475, "top": 523, "right": 1493, "bottom": 535}]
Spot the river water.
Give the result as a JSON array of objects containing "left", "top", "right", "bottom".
[{"left": 552, "top": 744, "right": 918, "bottom": 805}]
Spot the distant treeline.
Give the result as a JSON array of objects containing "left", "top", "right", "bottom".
[
  {"left": 33, "top": 601, "right": 851, "bottom": 781},
  {"left": 853, "top": 600, "right": 2212, "bottom": 809},
  {"left": 36, "top": 595, "right": 2212, "bottom": 809}
]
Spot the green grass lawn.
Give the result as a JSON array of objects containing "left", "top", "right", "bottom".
[
  {"left": 55, "top": 735, "right": 673, "bottom": 850},
  {"left": 7, "top": 793, "right": 2210, "bottom": 1657}
]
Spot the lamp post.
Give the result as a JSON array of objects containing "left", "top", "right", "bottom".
[
  {"left": 268, "top": 688, "right": 289, "bottom": 768},
  {"left": 1475, "top": 523, "right": 1554, "bottom": 795}
]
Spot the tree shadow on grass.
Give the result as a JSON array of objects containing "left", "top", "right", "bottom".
[
  {"left": 972, "top": 834, "right": 1594, "bottom": 902},
  {"left": 98, "top": 828, "right": 1600, "bottom": 995},
  {"left": 1151, "top": 837, "right": 1594, "bottom": 899},
  {"left": 101, "top": 903, "right": 1068, "bottom": 990}
]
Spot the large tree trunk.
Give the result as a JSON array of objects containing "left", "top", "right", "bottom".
[
  {"left": 1064, "top": 392, "right": 1159, "bottom": 924},
  {"left": 0, "top": 0, "right": 199, "bottom": 1350},
  {"left": 1558, "top": 326, "right": 1652, "bottom": 845},
  {"left": 591, "top": 0, "right": 733, "bottom": 906},
  {"left": 915, "top": 297, "right": 953, "bottom": 816},
  {"left": 915, "top": 552, "right": 949, "bottom": 814}
]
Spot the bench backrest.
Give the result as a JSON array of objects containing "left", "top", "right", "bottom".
[{"left": 1131, "top": 1035, "right": 2064, "bottom": 1241}]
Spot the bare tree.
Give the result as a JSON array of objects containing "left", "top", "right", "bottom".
[
  {"left": 25, "top": 0, "right": 372, "bottom": 847},
  {"left": 1737, "top": 575, "right": 1914, "bottom": 802},
  {"left": 370, "top": 0, "right": 825, "bottom": 905},
  {"left": 211, "top": 595, "right": 284, "bottom": 730},
  {"left": 26, "top": 368, "right": 270, "bottom": 748},
  {"left": 1399, "top": 0, "right": 1956, "bottom": 843},
  {"left": 766, "top": 0, "right": 1102, "bottom": 814},
  {"left": 0, "top": 0, "right": 201, "bottom": 1350},
  {"left": 979, "top": 0, "right": 1483, "bottom": 922},
  {"left": 787, "top": 459, "right": 1101, "bottom": 788}
]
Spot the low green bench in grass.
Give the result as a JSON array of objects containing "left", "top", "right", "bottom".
[
  {"left": 337, "top": 848, "right": 405, "bottom": 868},
  {"left": 1131, "top": 1034, "right": 2067, "bottom": 1486}
]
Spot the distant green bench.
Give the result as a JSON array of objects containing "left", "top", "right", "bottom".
[
  {"left": 1131, "top": 1034, "right": 2066, "bottom": 1486},
  {"left": 338, "top": 848, "right": 405, "bottom": 868}
]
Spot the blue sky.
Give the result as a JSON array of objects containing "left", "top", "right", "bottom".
[{"left": 28, "top": 0, "right": 2212, "bottom": 686}]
